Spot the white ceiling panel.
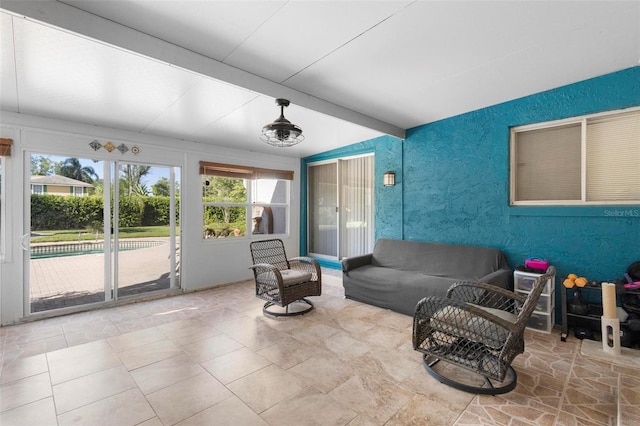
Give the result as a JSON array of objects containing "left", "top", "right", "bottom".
[
  {"left": 63, "top": 0, "right": 286, "bottom": 61},
  {"left": 12, "top": 16, "right": 203, "bottom": 132},
  {"left": 0, "top": 13, "right": 18, "bottom": 111},
  {"left": 1, "top": 1, "right": 638, "bottom": 158},
  {"left": 223, "top": 1, "right": 411, "bottom": 83},
  {"left": 143, "top": 78, "right": 259, "bottom": 140}
]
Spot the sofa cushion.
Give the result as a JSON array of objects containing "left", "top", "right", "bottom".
[
  {"left": 371, "top": 238, "right": 507, "bottom": 281},
  {"left": 343, "top": 265, "right": 459, "bottom": 315}
]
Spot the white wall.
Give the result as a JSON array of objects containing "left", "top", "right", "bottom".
[{"left": 0, "top": 112, "right": 301, "bottom": 325}]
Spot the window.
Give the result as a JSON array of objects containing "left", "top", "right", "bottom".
[
  {"left": 510, "top": 108, "right": 640, "bottom": 205},
  {"left": 0, "top": 157, "right": 4, "bottom": 259},
  {"left": 0, "top": 138, "right": 12, "bottom": 260},
  {"left": 32, "top": 184, "right": 44, "bottom": 195},
  {"left": 73, "top": 186, "right": 84, "bottom": 196},
  {"left": 200, "top": 162, "right": 292, "bottom": 239}
]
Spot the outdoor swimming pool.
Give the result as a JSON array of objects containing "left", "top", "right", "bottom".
[{"left": 30, "top": 240, "right": 164, "bottom": 259}]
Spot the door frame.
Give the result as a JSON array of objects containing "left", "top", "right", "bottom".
[{"left": 23, "top": 150, "right": 181, "bottom": 317}]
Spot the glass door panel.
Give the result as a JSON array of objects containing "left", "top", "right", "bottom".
[
  {"left": 116, "top": 162, "right": 180, "bottom": 298},
  {"left": 308, "top": 162, "right": 338, "bottom": 257},
  {"left": 29, "top": 154, "right": 107, "bottom": 312},
  {"left": 340, "top": 155, "right": 374, "bottom": 258}
]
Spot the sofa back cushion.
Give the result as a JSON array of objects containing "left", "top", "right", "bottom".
[{"left": 371, "top": 238, "right": 507, "bottom": 280}]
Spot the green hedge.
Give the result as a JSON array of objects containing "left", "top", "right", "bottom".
[{"left": 31, "top": 195, "right": 179, "bottom": 230}]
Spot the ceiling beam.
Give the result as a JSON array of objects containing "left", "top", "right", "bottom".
[{"left": 1, "top": 0, "right": 405, "bottom": 139}]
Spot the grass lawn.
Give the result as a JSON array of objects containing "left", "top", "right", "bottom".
[{"left": 31, "top": 226, "right": 175, "bottom": 243}]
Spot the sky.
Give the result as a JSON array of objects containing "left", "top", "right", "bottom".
[{"left": 34, "top": 154, "right": 177, "bottom": 186}]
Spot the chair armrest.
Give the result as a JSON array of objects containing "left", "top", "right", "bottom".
[
  {"left": 446, "top": 281, "right": 526, "bottom": 313},
  {"left": 249, "top": 263, "right": 280, "bottom": 275},
  {"left": 289, "top": 256, "right": 321, "bottom": 281},
  {"left": 249, "top": 263, "right": 285, "bottom": 292},
  {"left": 341, "top": 254, "right": 373, "bottom": 273}
]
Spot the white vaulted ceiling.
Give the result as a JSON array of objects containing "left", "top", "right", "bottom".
[{"left": 1, "top": 1, "right": 638, "bottom": 158}]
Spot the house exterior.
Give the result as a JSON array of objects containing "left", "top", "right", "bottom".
[{"left": 30, "top": 174, "right": 93, "bottom": 196}]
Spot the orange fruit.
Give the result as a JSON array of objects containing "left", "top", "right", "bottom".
[
  {"left": 563, "top": 278, "right": 575, "bottom": 288},
  {"left": 575, "top": 277, "right": 588, "bottom": 287}
]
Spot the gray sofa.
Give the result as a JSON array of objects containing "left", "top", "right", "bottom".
[{"left": 342, "top": 238, "right": 512, "bottom": 316}]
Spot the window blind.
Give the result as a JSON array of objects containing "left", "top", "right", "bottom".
[
  {"left": 0, "top": 138, "right": 12, "bottom": 156},
  {"left": 586, "top": 112, "right": 640, "bottom": 201},
  {"left": 515, "top": 124, "right": 581, "bottom": 201},
  {"left": 199, "top": 161, "right": 293, "bottom": 181}
]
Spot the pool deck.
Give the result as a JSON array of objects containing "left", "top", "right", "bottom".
[{"left": 29, "top": 238, "right": 174, "bottom": 312}]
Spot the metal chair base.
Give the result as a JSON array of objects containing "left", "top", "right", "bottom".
[
  {"left": 422, "top": 354, "right": 517, "bottom": 395},
  {"left": 263, "top": 298, "right": 314, "bottom": 317}
]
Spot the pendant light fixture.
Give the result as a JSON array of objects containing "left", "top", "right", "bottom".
[{"left": 260, "top": 98, "right": 305, "bottom": 147}]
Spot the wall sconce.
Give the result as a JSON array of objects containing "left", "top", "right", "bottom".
[{"left": 383, "top": 171, "right": 396, "bottom": 187}]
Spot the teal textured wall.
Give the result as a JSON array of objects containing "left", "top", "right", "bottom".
[
  {"left": 304, "top": 67, "right": 640, "bottom": 313},
  {"left": 402, "top": 66, "right": 640, "bottom": 283}
]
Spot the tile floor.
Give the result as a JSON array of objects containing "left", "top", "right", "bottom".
[{"left": 1, "top": 271, "right": 638, "bottom": 425}]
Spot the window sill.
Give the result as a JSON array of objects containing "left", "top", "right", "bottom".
[{"left": 509, "top": 206, "right": 640, "bottom": 218}]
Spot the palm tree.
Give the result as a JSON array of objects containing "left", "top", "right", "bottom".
[
  {"left": 121, "top": 164, "right": 151, "bottom": 196},
  {"left": 59, "top": 158, "right": 98, "bottom": 183}
]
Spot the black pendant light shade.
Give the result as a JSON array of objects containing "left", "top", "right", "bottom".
[{"left": 260, "top": 98, "right": 305, "bottom": 147}]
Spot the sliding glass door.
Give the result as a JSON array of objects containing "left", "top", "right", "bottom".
[
  {"left": 308, "top": 154, "right": 374, "bottom": 260},
  {"left": 27, "top": 153, "right": 180, "bottom": 314}
]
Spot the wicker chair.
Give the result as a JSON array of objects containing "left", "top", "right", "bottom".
[
  {"left": 413, "top": 266, "right": 556, "bottom": 395},
  {"left": 249, "top": 239, "right": 322, "bottom": 317}
]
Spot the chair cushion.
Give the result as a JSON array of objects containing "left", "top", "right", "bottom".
[
  {"left": 280, "top": 269, "right": 313, "bottom": 287},
  {"left": 432, "top": 305, "right": 516, "bottom": 349}
]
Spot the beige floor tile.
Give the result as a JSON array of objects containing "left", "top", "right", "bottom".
[
  {"left": 46, "top": 339, "right": 121, "bottom": 385},
  {"left": 319, "top": 315, "right": 376, "bottom": 336},
  {"left": 214, "top": 315, "right": 262, "bottom": 335},
  {"left": 0, "top": 268, "right": 635, "bottom": 426},
  {"left": 117, "top": 338, "right": 184, "bottom": 370},
  {"left": 288, "top": 353, "right": 354, "bottom": 393},
  {"left": 57, "top": 388, "right": 155, "bottom": 426},
  {"left": 320, "top": 330, "right": 372, "bottom": 359},
  {"left": 0, "top": 396, "right": 58, "bottom": 426},
  {"left": 328, "top": 374, "right": 414, "bottom": 424},
  {"left": 349, "top": 348, "right": 421, "bottom": 383},
  {"left": 146, "top": 372, "right": 232, "bottom": 425},
  {"left": 175, "top": 396, "right": 268, "bottom": 426},
  {"left": 137, "top": 417, "right": 164, "bottom": 426},
  {"left": 107, "top": 327, "right": 166, "bottom": 352},
  {"left": 63, "top": 325, "right": 122, "bottom": 347},
  {"left": 257, "top": 335, "right": 322, "bottom": 369},
  {"left": 130, "top": 353, "right": 205, "bottom": 394},
  {"left": 289, "top": 322, "right": 341, "bottom": 346},
  {"left": 181, "top": 333, "right": 244, "bottom": 363},
  {"left": 2, "top": 334, "right": 69, "bottom": 363},
  {"left": 0, "top": 353, "right": 48, "bottom": 384},
  {"left": 221, "top": 322, "right": 288, "bottom": 351},
  {"left": 52, "top": 365, "right": 136, "bottom": 414},
  {"left": 0, "top": 371, "right": 52, "bottom": 412},
  {"left": 358, "top": 324, "right": 411, "bottom": 350},
  {"left": 227, "top": 364, "right": 306, "bottom": 413},
  {"left": 387, "top": 393, "right": 468, "bottom": 426},
  {"left": 161, "top": 323, "right": 222, "bottom": 346},
  {"left": 262, "top": 387, "right": 358, "bottom": 426},
  {"left": 202, "top": 346, "right": 271, "bottom": 384}
]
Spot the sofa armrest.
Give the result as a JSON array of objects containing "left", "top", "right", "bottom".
[
  {"left": 341, "top": 254, "right": 373, "bottom": 273},
  {"left": 478, "top": 268, "right": 512, "bottom": 290}
]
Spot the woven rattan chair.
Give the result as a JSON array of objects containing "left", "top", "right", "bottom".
[
  {"left": 249, "top": 239, "right": 322, "bottom": 317},
  {"left": 412, "top": 266, "right": 556, "bottom": 395}
]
